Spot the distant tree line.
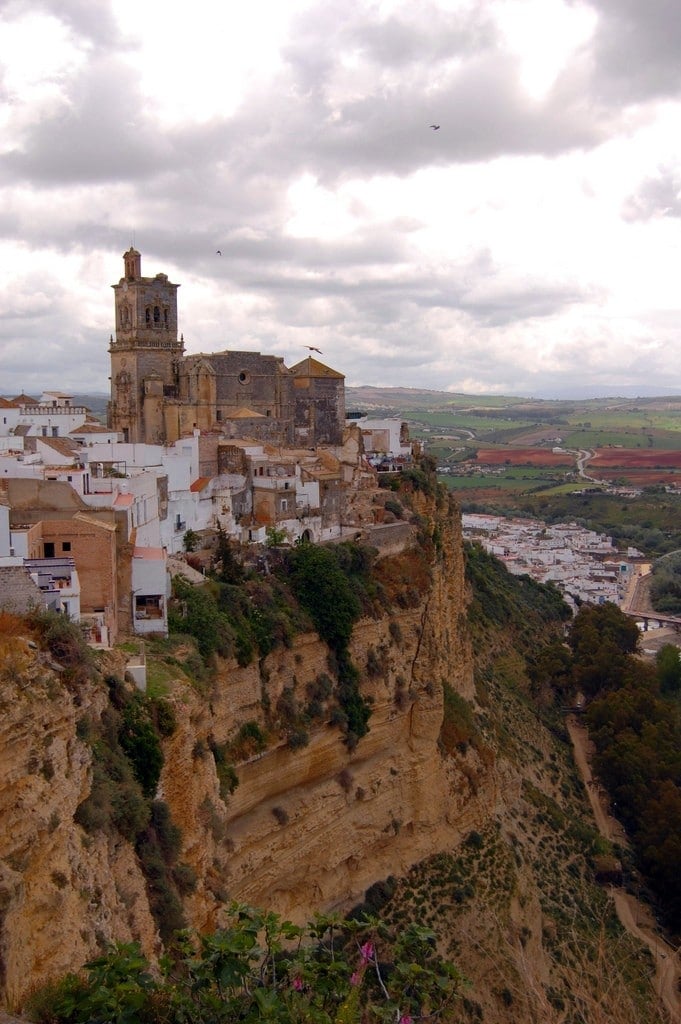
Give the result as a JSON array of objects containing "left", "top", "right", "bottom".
[
  {"left": 650, "top": 550, "right": 681, "bottom": 614},
  {"left": 530, "top": 601, "right": 681, "bottom": 929}
]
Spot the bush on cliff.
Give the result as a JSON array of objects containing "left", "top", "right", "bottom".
[
  {"left": 74, "top": 674, "right": 187, "bottom": 938},
  {"left": 282, "top": 543, "right": 375, "bottom": 742}
]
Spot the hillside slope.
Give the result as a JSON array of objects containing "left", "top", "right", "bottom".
[{"left": 0, "top": 479, "right": 666, "bottom": 1022}]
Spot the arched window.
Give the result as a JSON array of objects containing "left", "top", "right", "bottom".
[
  {"left": 153, "top": 306, "right": 160, "bottom": 323},
  {"left": 163, "top": 308, "right": 168, "bottom": 327},
  {"left": 145, "top": 307, "right": 151, "bottom": 324}
]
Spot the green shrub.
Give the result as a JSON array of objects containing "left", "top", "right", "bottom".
[
  {"left": 209, "top": 741, "right": 239, "bottom": 799},
  {"left": 118, "top": 699, "right": 164, "bottom": 798}
]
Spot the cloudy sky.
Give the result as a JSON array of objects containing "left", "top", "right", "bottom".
[{"left": 2, "top": 0, "right": 681, "bottom": 399}]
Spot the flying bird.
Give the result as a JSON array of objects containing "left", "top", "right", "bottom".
[
  {"left": 304, "top": 346, "right": 323, "bottom": 353},
  {"left": 430, "top": 124, "right": 440, "bottom": 130}
]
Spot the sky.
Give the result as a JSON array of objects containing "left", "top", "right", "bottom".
[{"left": 2, "top": 0, "right": 681, "bottom": 400}]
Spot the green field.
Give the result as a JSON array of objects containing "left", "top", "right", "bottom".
[
  {"left": 439, "top": 466, "right": 572, "bottom": 492},
  {"left": 560, "top": 429, "right": 681, "bottom": 450}
]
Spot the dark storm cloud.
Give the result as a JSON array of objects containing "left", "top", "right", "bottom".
[
  {"left": 590, "top": 0, "right": 681, "bottom": 102},
  {"left": 353, "top": 4, "right": 495, "bottom": 67},
  {"left": 3, "top": 0, "right": 681, "bottom": 398},
  {"left": 0, "top": 56, "right": 178, "bottom": 184},
  {"left": 260, "top": 10, "right": 608, "bottom": 180},
  {"left": 0, "top": 0, "right": 609, "bottom": 204}
]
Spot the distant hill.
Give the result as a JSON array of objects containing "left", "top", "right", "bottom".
[
  {"left": 72, "top": 394, "right": 109, "bottom": 420},
  {"left": 345, "top": 384, "right": 681, "bottom": 413}
]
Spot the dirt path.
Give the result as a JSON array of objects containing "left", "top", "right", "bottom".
[{"left": 567, "top": 716, "right": 681, "bottom": 1022}]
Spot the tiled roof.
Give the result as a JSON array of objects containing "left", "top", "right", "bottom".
[
  {"left": 38, "top": 437, "right": 81, "bottom": 459},
  {"left": 190, "top": 476, "right": 212, "bottom": 493},
  {"left": 289, "top": 357, "right": 344, "bottom": 379},
  {"left": 70, "top": 422, "right": 112, "bottom": 434},
  {"left": 230, "top": 407, "right": 265, "bottom": 419}
]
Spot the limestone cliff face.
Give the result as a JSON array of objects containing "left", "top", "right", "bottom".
[
  {"left": 0, "top": 494, "right": 500, "bottom": 1009},
  {"left": 0, "top": 637, "right": 158, "bottom": 1009}
]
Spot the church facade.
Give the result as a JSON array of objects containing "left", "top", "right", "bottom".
[{"left": 108, "top": 249, "right": 345, "bottom": 447}]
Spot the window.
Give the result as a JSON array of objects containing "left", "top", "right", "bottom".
[
  {"left": 42, "top": 427, "right": 48, "bottom": 437},
  {"left": 62, "top": 542, "right": 71, "bottom": 552},
  {"left": 153, "top": 306, "right": 160, "bottom": 323},
  {"left": 280, "top": 498, "right": 288, "bottom": 512},
  {"left": 52, "top": 427, "right": 58, "bottom": 437},
  {"left": 145, "top": 307, "right": 151, "bottom": 324},
  {"left": 135, "top": 595, "right": 163, "bottom": 619},
  {"left": 238, "top": 371, "right": 250, "bottom": 385},
  {"left": 44, "top": 542, "right": 55, "bottom": 558}
]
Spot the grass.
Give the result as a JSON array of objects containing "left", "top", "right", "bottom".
[
  {"left": 440, "top": 470, "right": 569, "bottom": 492},
  {"left": 562, "top": 429, "right": 681, "bottom": 449},
  {"left": 145, "top": 660, "right": 184, "bottom": 697}
]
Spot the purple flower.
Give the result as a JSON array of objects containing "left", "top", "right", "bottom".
[
  {"left": 350, "top": 971, "right": 362, "bottom": 986},
  {"left": 399, "top": 1016, "right": 413, "bottom": 1024},
  {"left": 360, "top": 941, "right": 374, "bottom": 963},
  {"left": 292, "top": 976, "right": 303, "bottom": 991}
]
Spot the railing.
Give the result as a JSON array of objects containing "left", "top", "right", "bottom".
[{"left": 18, "top": 405, "right": 90, "bottom": 415}]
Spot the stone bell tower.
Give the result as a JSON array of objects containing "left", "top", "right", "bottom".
[{"left": 108, "top": 248, "right": 184, "bottom": 443}]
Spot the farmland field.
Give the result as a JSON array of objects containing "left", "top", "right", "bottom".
[{"left": 346, "top": 385, "right": 681, "bottom": 554}]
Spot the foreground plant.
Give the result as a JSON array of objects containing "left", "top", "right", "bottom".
[{"left": 27, "top": 903, "right": 463, "bottom": 1024}]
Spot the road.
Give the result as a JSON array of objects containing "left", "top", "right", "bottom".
[
  {"left": 567, "top": 716, "right": 681, "bottom": 1023},
  {"left": 575, "top": 448, "right": 594, "bottom": 480}
]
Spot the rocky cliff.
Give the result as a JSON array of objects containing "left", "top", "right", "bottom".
[
  {"left": 0, "top": 490, "right": 497, "bottom": 1008},
  {"left": 0, "top": 490, "right": 668, "bottom": 1024}
]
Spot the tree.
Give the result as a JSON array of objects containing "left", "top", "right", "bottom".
[
  {"left": 655, "top": 643, "right": 681, "bottom": 695},
  {"left": 182, "top": 528, "right": 199, "bottom": 553},
  {"left": 213, "top": 526, "right": 244, "bottom": 584}
]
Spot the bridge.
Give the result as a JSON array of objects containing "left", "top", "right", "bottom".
[{"left": 622, "top": 609, "right": 681, "bottom": 631}]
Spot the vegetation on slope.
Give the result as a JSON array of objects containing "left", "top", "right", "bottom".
[
  {"left": 533, "top": 600, "right": 681, "bottom": 933},
  {"left": 27, "top": 903, "right": 463, "bottom": 1024},
  {"left": 650, "top": 549, "right": 681, "bottom": 613},
  {"left": 16, "top": 459, "right": 674, "bottom": 1022},
  {"left": 28, "top": 612, "right": 192, "bottom": 944},
  {"left": 367, "top": 551, "right": 665, "bottom": 1023}
]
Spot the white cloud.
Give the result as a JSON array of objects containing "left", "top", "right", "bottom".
[{"left": 1, "top": 0, "right": 681, "bottom": 398}]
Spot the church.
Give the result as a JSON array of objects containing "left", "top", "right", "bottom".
[{"left": 108, "top": 249, "right": 345, "bottom": 447}]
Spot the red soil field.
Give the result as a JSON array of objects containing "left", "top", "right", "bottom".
[
  {"left": 590, "top": 449, "right": 681, "bottom": 468},
  {"left": 590, "top": 469, "right": 681, "bottom": 485},
  {"left": 475, "top": 448, "right": 573, "bottom": 466}
]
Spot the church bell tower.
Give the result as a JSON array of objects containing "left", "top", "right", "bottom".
[{"left": 108, "top": 248, "right": 184, "bottom": 443}]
